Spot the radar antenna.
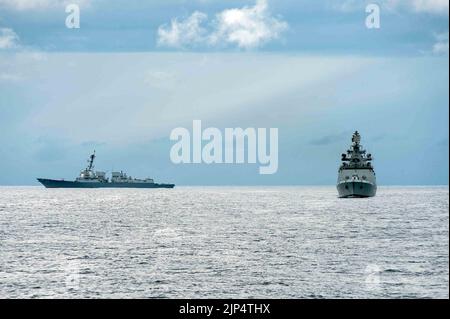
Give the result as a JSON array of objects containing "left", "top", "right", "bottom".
[{"left": 352, "top": 131, "right": 361, "bottom": 145}]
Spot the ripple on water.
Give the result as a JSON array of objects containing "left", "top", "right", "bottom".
[{"left": 0, "top": 186, "right": 448, "bottom": 298}]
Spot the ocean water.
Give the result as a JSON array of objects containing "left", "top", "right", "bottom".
[{"left": 0, "top": 186, "right": 448, "bottom": 299}]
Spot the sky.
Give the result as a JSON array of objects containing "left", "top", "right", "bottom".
[{"left": 0, "top": 0, "right": 448, "bottom": 185}]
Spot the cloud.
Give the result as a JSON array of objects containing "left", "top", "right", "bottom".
[
  {"left": 0, "top": 0, "right": 90, "bottom": 10},
  {"left": 157, "top": 11, "right": 208, "bottom": 48},
  {"left": 433, "top": 31, "right": 449, "bottom": 54},
  {"left": 209, "top": 0, "right": 288, "bottom": 49},
  {"left": 157, "top": 0, "right": 288, "bottom": 49},
  {"left": 9, "top": 53, "right": 370, "bottom": 144},
  {"left": 310, "top": 131, "right": 352, "bottom": 146},
  {"left": 0, "top": 28, "right": 19, "bottom": 49}
]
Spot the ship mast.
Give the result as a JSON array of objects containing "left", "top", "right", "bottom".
[
  {"left": 87, "top": 151, "right": 95, "bottom": 171},
  {"left": 340, "top": 132, "right": 372, "bottom": 169}
]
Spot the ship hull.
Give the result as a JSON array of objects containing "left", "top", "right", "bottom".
[
  {"left": 37, "top": 178, "right": 175, "bottom": 189},
  {"left": 337, "top": 181, "right": 376, "bottom": 198}
]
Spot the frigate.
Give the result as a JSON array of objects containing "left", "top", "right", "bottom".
[
  {"left": 337, "top": 131, "right": 376, "bottom": 198},
  {"left": 37, "top": 152, "right": 175, "bottom": 189}
]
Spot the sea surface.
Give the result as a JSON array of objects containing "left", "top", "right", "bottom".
[{"left": 0, "top": 186, "right": 448, "bottom": 299}]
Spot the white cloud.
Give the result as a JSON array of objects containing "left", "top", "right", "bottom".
[
  {"left": 433, "top": 31, "right": 449, "bottom": 54},
  {"left": 0, "top": 0, "right": 90, "bottom": 10},
  {"left": 157, "top": 0, "right": 288, "bottom": 49},
  {"left": 157, "top": 11, "right": 208, "bottom": 48},
  {"left": 0, "top": 28, "right": 19, "bottom": 49},
  {"left": 210, "top": 0, "right": 288, "bottom": 49}
]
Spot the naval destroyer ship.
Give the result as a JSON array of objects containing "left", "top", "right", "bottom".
[
  {"left": 337, "top": 131, "right": 376, "bottom": 198},
  {"left": 37, "top": 152, "right": 175, "bottom": 188}
]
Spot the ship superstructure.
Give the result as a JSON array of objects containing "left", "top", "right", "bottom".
[
  {"left": 337, "top": 131, "right": 377, "bottom": 198},
  {"left": 37, "top": 152, "right": 174, "bottom": 188}
]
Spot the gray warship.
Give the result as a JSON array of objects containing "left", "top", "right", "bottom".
[
  {"left": 37, "top": 152, "right": 175, "bottom": 189},
  {"left": 337, "top": 131, "right": 376, "bottom": 198}
]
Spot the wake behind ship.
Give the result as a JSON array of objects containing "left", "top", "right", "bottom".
[
  {"left": 337, "top": 131, "right": 377, "bottom": 198},
  {"left": 37, "top": 152, "right": 175, "bottom": 189}
]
